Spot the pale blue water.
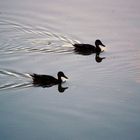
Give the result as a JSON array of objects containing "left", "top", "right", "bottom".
[{"left": 0, "top": 0, "right": 140, "bottom": 140}]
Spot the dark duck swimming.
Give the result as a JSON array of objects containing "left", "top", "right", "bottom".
[
  {"left": 30, "top": 71, "right": 68, "bottom": 87},
  {"left": 73, "top": 39, "right": 105, "bottom": 55}
]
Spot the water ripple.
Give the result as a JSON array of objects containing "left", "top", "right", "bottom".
[
  {"left": 0, "top": 19, "right": 80, "bottom": 55},
  {"left": 0, "top": 69, "right": 32, "bottom": 91}
]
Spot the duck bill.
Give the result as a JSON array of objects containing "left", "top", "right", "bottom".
[
  {"left": 63, "top": 74, "right": 68, "bottom": 79},
  {"left": 101, "top": 43, "right": 105, "bottom": 47}
]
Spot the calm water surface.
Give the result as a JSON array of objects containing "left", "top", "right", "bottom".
[{"left": 0, "top": 0, "right": 140, "bottom": 140}]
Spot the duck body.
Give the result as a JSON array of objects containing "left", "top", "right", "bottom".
[
  {"left": 31, "top": 74, "right": 59, "bottom": 86},
  {"left": 30, "top": 71, "right": 68, "bottom": 87},
  {"left": 73, "top": 39, "right": 105, "bottom": 55},
  {"left": 74, "top": 44, "right": 100, "bottom": 55}
]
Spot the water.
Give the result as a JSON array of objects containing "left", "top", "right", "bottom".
[{"left": 0, "top": 0, "right": 140, "bottom": 140}]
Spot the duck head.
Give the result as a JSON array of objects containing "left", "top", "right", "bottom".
[
  {"left": 95, "top": 39, "right": 105, "bottom": 47},
  {"left": 57, "top": 71, "right": 68, "bottom": 82}
]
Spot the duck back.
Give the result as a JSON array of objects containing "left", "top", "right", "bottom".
[
  {"left": 31, "top": 74, "right": 59, "bottom": 86},
  {"left": 74, "top": 44, "right": 96, "bottom": 55}
]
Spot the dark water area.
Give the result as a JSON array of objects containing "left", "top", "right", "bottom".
[{"left": 0, "top": 0, "right": 140, "bottom": 140}]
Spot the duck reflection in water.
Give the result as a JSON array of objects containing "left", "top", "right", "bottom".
[
  {"left": 73, "top": 39, "right": 106, "bottom": 63},
  {"left": 30, "top": 71, "right": 68, "bottom": 93},
  {"left": 95, "top": 53, "right": 106, "bottom": 63}
]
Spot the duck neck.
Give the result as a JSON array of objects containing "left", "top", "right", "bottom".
[
  {"left": 58, "top": 76, "right": 62, "bottom": 83},
  {"left": 95, "top": 44, "right": 101, "bottom": 53}
]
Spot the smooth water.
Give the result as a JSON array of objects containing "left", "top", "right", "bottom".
[{"left": 0, "top": 0, "right": 140, "bottom": 140}]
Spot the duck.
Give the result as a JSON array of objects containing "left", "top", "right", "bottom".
[
  {"left": 30, "top": 71, "right": 68, "bottom": 87},
  {"left": 73, "top": 39, "right": 105, "bottom": 55}
]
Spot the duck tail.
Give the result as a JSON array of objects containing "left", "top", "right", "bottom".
[
  {"left": 29, "top": 73, "right": 36, "bottom": 79},
  {"left": 72, "top": 40, "right": 81, "bottom": 45}
]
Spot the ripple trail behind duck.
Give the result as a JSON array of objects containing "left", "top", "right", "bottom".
[
  {"left": 0, "top": 69, "right": 32, "bottom": 92},
  {"left": 0, "top": 19, "right": 80, "bottom": 56}
]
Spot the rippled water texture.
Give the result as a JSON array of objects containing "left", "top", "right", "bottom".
[{"left": 0, "top": 0, "right": 140, "bottom": 140}]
